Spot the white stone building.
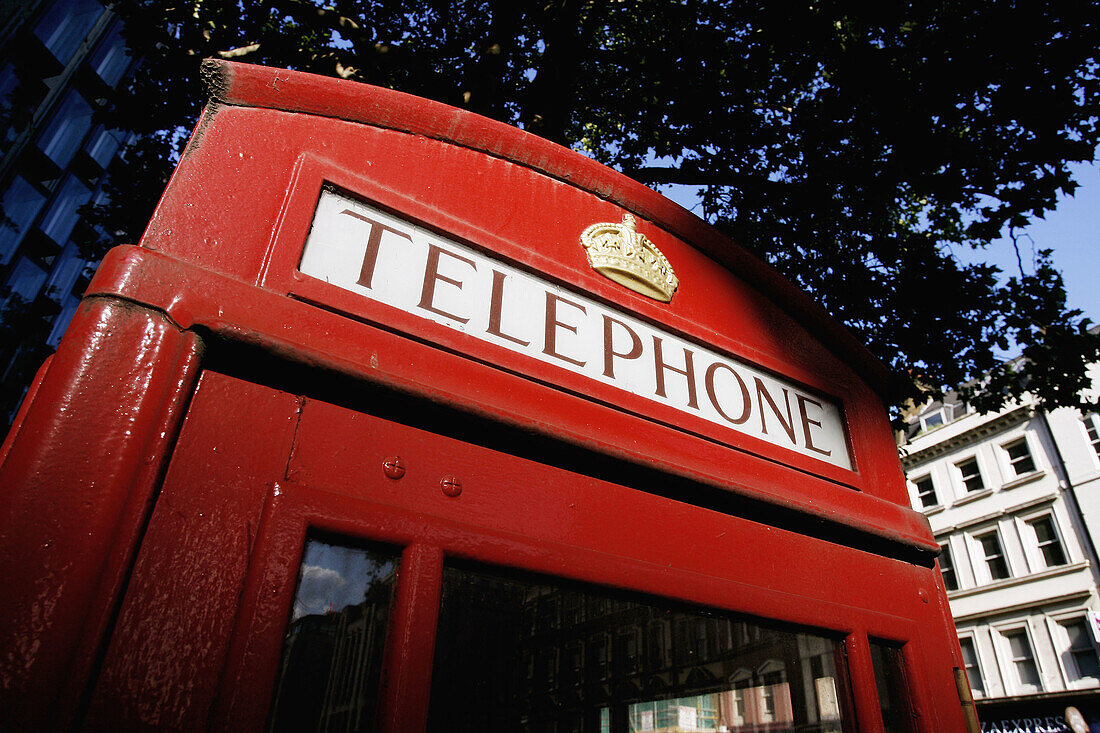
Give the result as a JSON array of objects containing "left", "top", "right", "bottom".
[{"left": 900, "top": 367, "right": 1100, "bottom": 729}]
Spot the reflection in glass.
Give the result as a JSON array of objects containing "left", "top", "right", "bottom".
[
  {"left": 428, "top": 563, "right": 847, "bottom": 732},
  {"left": 267, "top": 539, "right": 399, "bottom": 733},
  {"left": 869, "top": 640, "right": 915, "bottom": 733}
]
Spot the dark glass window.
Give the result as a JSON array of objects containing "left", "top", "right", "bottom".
[
  {"left": 428, "top": 562, "right": 847, "bottom": 733},
  {"left": 869, "top": 640, "right": 915, "bottom": 733},
  {"left": 33, "top": 0, "right": 105, "bottom": 65},
  {"left": 37, "top": 90, "right": 94, "bottom": 168},
  {"left": 956, "top": 458, "right": 984, "bottom": 493},
  {"left": 0, "top": 176, "right": 47, "bottom": 264},
  {"left": 914, "top": 476, "right": 937, "bottom": 508},
  {"left": 1004, "top": 438, "right": 1036, "bottom": 476},
  {"left": 84, "top": 125, "right": 125, "bottom": 168},
  {"left": 267, "top": 538, "right": 399, "bottom": 733},
  {"left": 1062, "top": 619, "right": 1100, "bottom": 680},
  {"left": 958, "top": 638, "right": 984, "bottom": 696},
  {"left": 89, "top": 21, "right": 129, "bottom": 87},
  {"left": 977, "top": 531, "right": 1010, "bottom": 581},
  {"left": 1028, "top": 516, "right": 1067, "bottom": 568},
  {"left": 1004, "top": 630, "right": 1041, "bottom": 692},
  {"left": 39, "top": 175, "right": 92, "bottom": 245},
  {"left": 1084, "top": 416, "right": 1100, "bottom": 459},
  {"left": 939, "top": 543, "right": 958, "bottom": 591}
]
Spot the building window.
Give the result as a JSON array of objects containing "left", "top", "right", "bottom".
[
  {"left": 88, "top": 21, "right": 130, "bottom": 87},
  {"left": 1003, "top": 629, "right": 1042, "bottom": 692},
  {"left": 33, "top": 0, "right": 106, "bottom": 65},
  {"left": 39, "top": 175, "right": 93, "bottom": 246},
  {"left": 958, "top": 637, "right": 985, "bottom": 696},
  {"left": 37, "top": 90, "right": 95, "bottom": 169},
  {"left": 0, "top": 176, "right": 48, "bottom": 265},
  {"left": 1084, "top": 415, "right": 1100, "bottom": 460},
  {"left": 1060, "top": 618, "right": 1100, "bottom": 681},
  {"left": 1003, "top": 438, "right": 1037, "bottom": 477},
  {"left": 956, "top": 458, "right": 985, "bottom": 493},
  {"left": 914, "top": 475, "right": 938, "bottom": 508},
  {"left": 940, "top": 543, "right": 959, "bottom": 591},
  {"left": 922, "top": 410, "right": 944, "bottom": 431},
  {"left": 84, "top": 125, "right": 126, "bottom": 168},
  {"left": 2, "top": 256, "right": 49, "bottom": 306},
  {"left": 1027, "top": 515, "right": 1068, "bottom": 569},
  {"left": 976, "top": 531, "right": 1010, "bottom": 581}
]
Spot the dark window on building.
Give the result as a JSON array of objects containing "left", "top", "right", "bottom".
[
  {"left": 33, "top": 0, "right": 106, "bottom": 65},
  {"left": 958, "top": 638, "right": 985, "bottom": 696},
  {"left": 1004, "top": 630, "right": 1042, "bottom": 692},
  {"left": 37, "top": 90, "right": 94, "bottom": 168},
  {"left": 1028, "top": 515, "right": 1068, "bottom": 568},
  {"left": 957, "top": 458, "right": 984, "bottom": 493},
  {"left": 1061, "top": 619, "right": 1100, "bottom": 680},
  {"left": 1084, "top": 415, "right": 1100, "bottom": 460},
  {"left": 977, "top": 531, "right": 1010, "bottom": 581},
  {"left": 1004, "top": 438, "right": 1036, "bottom": 476},
  {"left": 939, "top": 543, "right": 958, "bottom": 591},
  {"left": 89, "top": 21, "right": 129, "bottom": 87},
  {"left": 0, "top": 176, "right": 48, "bottom": 264},
  {"left": 39, "top": 174, "right": 92, "bottom": 245},
  {"left": 914, "top": 475, "right": 937, "bottom": 508}
]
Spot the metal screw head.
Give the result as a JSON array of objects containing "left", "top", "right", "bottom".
[
  {"left": 382, "top": 456, "right": 406, "bottom": 479},
  {"left": 440, "top": 476, "right": 462, "bottom": 497}
]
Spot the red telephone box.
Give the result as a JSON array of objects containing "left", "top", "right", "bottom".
[{"left": 0, "top": 60, "right": 973, "bottom": 732}]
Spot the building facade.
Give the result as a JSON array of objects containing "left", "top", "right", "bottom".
[
  {"left": 901, "top": 367, "right": 1100, "bottom": 731},
  {"left": 0, "top": 0, "right": 132, "bottom": 423}
]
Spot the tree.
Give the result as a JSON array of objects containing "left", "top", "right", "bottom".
[{"left": 78, "top": 0, "right": 1100, "bottom": 417}]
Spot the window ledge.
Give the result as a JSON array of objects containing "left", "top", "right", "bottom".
[
  {"left": 922, "top": 504, "right": 946, "bottom": 516},
  {"left": 946, "top": 560, "right": 1091, "bottom": 599},
  {"left": 1001, "top": 470, "right": 1045, "bottom": 491},
  {"left": 954, "top": 488, "right": 994, "bottom": 507}
]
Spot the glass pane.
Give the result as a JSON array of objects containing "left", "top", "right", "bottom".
[
  {"left": 1005, "top": 631, "right": 1041, "bottom": 690},
  {"left": 0, "top": 176, "right": 47, "bottom": 265},
  {"left": 869, "top": 640, "right": 915, "bottom": 733},
  {"left": 428, "top": 562, "right": 847, "bottom": 733},
  {"left": 89, "top": 22, "right": 130, "bottom": 87},
  {"left": 37, "top": 90, "right": 94, "bottom": 168},
  {"left": 1064, "top": 620, "right": 1100, "bottom": 679},
  {"left": 958, "top": 638, "right": 984, "bottom": 695},
  {"left": 267, "top": 538, "right": 400, "bottom": 733},
  {"left": 33, "top": 0, "right": 105, "bottom": 65},
  {"left": 39, "top": 175, "right": 92, "bottom": 245}
]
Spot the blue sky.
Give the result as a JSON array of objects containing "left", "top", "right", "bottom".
[
  {"left": 660, "top": 161, "right": 1099, "bottom": 328},
  {"left": 983, "top": 161, "right": 1099, "bottom": 323}
]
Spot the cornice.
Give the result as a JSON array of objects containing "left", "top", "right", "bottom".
[{"left": 901, "top": 405, "right": 1033, "bottom": 469}]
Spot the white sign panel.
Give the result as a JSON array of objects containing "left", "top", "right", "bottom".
[{"left": 299, "top": 190, "right": 852, "bottom": 469}]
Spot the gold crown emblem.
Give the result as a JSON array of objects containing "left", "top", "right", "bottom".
[{"left": 580, "top": 214, "right": 678, "bottom": 302}]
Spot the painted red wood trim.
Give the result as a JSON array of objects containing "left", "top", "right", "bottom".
[
  {"left": 86, "top": 245, "right": 936, "bottom": 553},
  {"left": 0, "top": 300, "right": 203, "bottom": 730},
  {"left": 378, "top": 544, "right": 444, "bottom": 733}
]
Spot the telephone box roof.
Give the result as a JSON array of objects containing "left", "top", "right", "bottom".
[{"left": 201, "top": 59, "right": 891, "bottom": 398}]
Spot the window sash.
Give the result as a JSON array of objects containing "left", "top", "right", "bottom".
[
  {"left": 915, "top": 476, "right": 937, "bottom": 508},
  {"left": 978, "top": 532, "right": 1010, "bottom": 580},
  {"left": 939, "top": 544, "right": 958, "bottom": 591},
  {"left": 958, "top": 638, "right": 985, "bottom": 695},
  {"left": 957, "top": 458, "right": 984, "bottom": 493},
  {"left": 1004, "top": 439, "right": 1036, "bottom": 476},
  {"left": 1004, "top": 630, "right": 1041, "bottom": 690},
  {"left": 1028, "top": 516, "right": 1067, "bottom": 568}
]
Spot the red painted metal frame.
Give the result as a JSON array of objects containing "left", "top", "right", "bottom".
[{"left": 0, "top": 60, "right": 967, "bottom": 730}]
